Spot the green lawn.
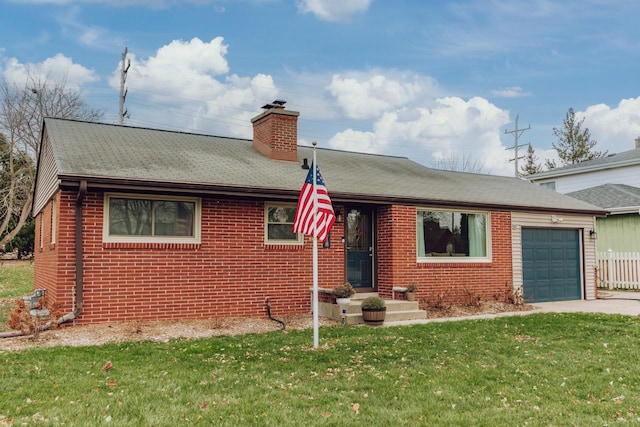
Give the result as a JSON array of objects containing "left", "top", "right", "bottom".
[
  {"left": 2, "top": 313, "right": 640, "bottom": 426},
  {"left": 0, "top": 262, "right": 34, "bottom": 332}
]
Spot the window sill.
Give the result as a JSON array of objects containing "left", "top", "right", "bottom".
[
  {"left": 103, "top": 242, "right": 201, "bottom": 250},
  {"left": 264, "top": 244, "right": 305, "bottom": 251},
  {"left": 417, "top": 257, "right": 492, "bottom": 264}
]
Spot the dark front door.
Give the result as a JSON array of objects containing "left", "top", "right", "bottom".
[{"left": 346, "top": 208, "right": 374, "bottom": 289}]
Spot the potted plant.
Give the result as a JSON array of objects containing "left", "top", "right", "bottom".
[
  {"left": 406, "top": 283, "right": 418, "bottom": 301},
  {"left": 332, "top": 282, "right": 355, "bottom": 305},
  {"left": 361, "top": 296, "right": 386, "bottom": 326}
]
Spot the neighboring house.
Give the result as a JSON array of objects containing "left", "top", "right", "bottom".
[
  {"left": 529, "top": 138, "right": 640, "bottom": 254},
  {"left": 567, "top": 184, "right": 640, "bottom": 253},
  {"left": 32, "top": 104, "right": 605, "bottom": 324},
  {"left": 529, "top": 138, "right": 640, "bottom": 193}
]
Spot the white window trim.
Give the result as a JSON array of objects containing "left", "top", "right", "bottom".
[
  {"left": 103, "top": 193, "right": 201, "bottom": 244},
  {"left": 264, "top": 202, "right": 303, "bottom": 245},
  {"left": 50, "top": 198, "right": 56, "bottom": 245},
  {"left": 416, "top": 208, "right": 492, "bottom": 263},
  {"left": 39, "top": 213, "right": 44, "bottom": 249}
]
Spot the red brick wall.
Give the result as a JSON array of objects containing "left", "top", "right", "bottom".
[
  {"left": 39, "top": 190, "right": 346, "bottom": 323},
  {"left": 35, "top": 192, "right": 514, "bottom": 323},
  {"left": 252, "top": 110, "right": 298, "bottom": 161},
  {"left": 34, "top": 192, "right": 75, "bottom": 306},
  {"left": 376, "top": 205, "right": 512, "bottom": 302}
]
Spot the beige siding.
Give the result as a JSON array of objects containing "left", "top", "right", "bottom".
[
  {"left": 511, "top": 212, "right": 597, "bottom": 300},
  {"left": 33, "top": 134, "right": 60, "bottom": 215}
]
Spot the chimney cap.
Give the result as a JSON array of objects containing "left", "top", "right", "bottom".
[{"left": 261, "top": 99, "right": 287, "bottom": 110}]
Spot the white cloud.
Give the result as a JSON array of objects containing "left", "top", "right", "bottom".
[
  {"left": 56, "top": 5, "right": 127, "bottom": 50},
  {"left": 327, "top": 72, "right": 440, "bottom": 120},
  {"left": 328, "top": 96, "right": 513, "bottom": 175},
  {"left": 2, "top": 54, "right": 99, "bottom": 90},
  {"left": 580, "top": 97, "right": 640, "bottom": 154},
  {"left": 109, "top": 37, "right": 230, "bottom": 101},
  {"left": 297, "top": 0, "right": 372, "bottom": 22},
  {"left": 110, "top": 37, "right": 278, "bottom": 137},
  {"left": 491, "top": 86, "right": 532, "bottom": 98}
]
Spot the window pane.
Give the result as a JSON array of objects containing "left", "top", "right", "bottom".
[
  {"left": 268, "top": 223, "right": 298, "bottom": 240},
  {"left": 266, "top": 206, "right": 298, "bottom": 241},
  {"left": 154, "top": 201, "right": 195, "bottom": 237},
  {"left": 417, "top": 210, "right": 487, "bottom": 257},
  {"left": 268, "top": 206, "right": 295, "bottom": 223},
  {"left": 109, "top": 198, "right": 152, "bottom": 236}
]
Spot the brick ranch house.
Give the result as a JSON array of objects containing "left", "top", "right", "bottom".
[{"left": 32, "top": 105, "right": 605, "bottom": 324}]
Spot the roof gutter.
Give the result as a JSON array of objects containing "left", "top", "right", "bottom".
[
  {"left": 529, "top": 158, "right": 640, "bottom": 180},
  {"left": 607, "top": 206, "right": 640, "bottom": 215},
  {"left": 57, "top": 175, "right": 607, "bottom": 217},
  {"left": 74, "top": 179, "right": 87, "bottom": 316}
]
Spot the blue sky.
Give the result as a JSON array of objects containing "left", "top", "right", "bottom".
[{"left": 2, "top": 0, "right": 639, "bottom": 176}]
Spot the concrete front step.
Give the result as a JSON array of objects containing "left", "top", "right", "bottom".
[{"left": 318, "top": 298, "right": 427, "bottom": 325}]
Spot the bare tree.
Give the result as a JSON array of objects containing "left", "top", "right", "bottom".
[
  {"left": 0, "top": 72, "right": 104, "bottom": 247},
  {"left": 433, "top": 154, "right": 489, "bottom": 174}
]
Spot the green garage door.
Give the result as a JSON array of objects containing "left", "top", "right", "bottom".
[{"left": 522, "top": 228, "right": 581, "bottom": 302}]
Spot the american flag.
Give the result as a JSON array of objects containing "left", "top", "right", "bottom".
[{"left": 293, "top": 161, "right": 336, "bottom": 242}]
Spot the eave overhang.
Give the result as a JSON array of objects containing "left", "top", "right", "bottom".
[{"left": 57, "top": 174, "right": 608, "bottom": 218}]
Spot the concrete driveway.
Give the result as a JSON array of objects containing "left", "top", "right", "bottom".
[
  {"left": 531, "top": 291, "right": 640, "bottom": 316},
  {"left": 388, "top": 291, "right": 640, "bottom": 327}
]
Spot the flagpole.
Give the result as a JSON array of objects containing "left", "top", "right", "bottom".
[{"left": 312, "top": 142, "right": 319, "bottom": 348}]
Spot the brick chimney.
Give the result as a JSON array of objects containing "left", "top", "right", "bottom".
[
  {"left": 251, "top": 100, "right": 299, "bottom": 162},
  {"left": 636, "top": 136, "right": 640, "bottom": 149}
]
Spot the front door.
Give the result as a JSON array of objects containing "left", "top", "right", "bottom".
[{"left": 346, "top": 208, "right": 374, "bottom": 289}]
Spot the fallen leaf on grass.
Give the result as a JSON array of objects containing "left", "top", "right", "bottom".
[
  {"left": 352, "top": 403, "right": 360, "bottom": 414},
  {"left": 102, "top": 361, "right": 113, "bottom": 371}
]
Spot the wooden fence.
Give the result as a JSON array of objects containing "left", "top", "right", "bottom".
[{"left": 597, "top": 251, "right": 640, "bottom": 290}]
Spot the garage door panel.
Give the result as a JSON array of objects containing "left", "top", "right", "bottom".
[
  {"left": 522, "top": 228, "right": 581, "bottom": 303},
  {"left": 535, "top": 248, "right": 551, "bottom": 261},
  {"left": 564, "top": 249, "right": 578, "bottom": 262},
  {"left": 549, "top": 229, "right": 567, "bottom": 243},
  {"left": 534, "top": 267, "right": 550, "bottom": 281},
  {"left": 549, "top": 248, "right": 565, "bottom": 259}
]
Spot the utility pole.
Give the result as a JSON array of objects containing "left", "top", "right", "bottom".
[
  {"left": 119, "top": 47, "right": 131, "bottom": 125},
  {"left": 504, "top": 114, "right": 531, "bottom": 177}
]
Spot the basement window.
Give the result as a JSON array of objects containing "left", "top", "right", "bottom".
[
  {"left": 264, "top": 203, "right": 302, "bottom": 244},
  {"left": 104, "top": 194, "right": 201, "bottom": 243},
  {"left": 417, "top": 209, "right": 491, "bottom": 262}
]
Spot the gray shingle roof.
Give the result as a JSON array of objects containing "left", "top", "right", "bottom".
[
  {"left": 41, "top": 118, "right": 604, "bottom": 214},
  {"left": 567, "top": 184, "right": 640, "bottom": 212}
]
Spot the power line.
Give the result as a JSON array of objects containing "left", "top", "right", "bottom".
[
  {"left": 504, "top": 114, "right": 531, "bottom": 177},
  {"left": 119, "top": 47, "right": 131, "bottom": 125}
]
